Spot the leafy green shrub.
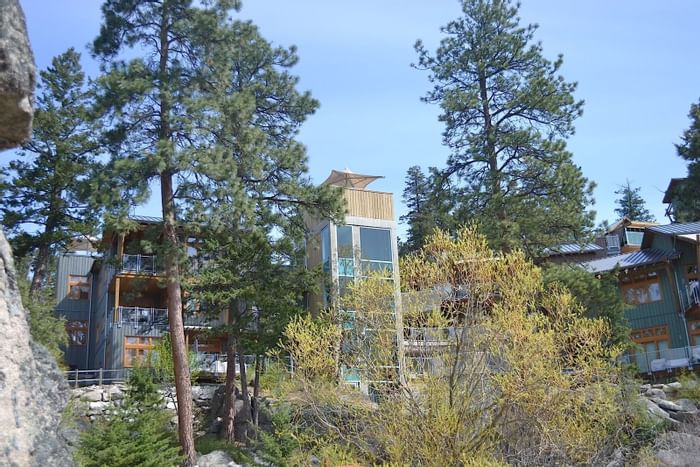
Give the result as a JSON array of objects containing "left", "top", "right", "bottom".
[
  {"left": 258, "top": 407, "right": 300, "bottom": 467},
  {"left": 76, "top": 368, "right": 182, "bottom": 467},
  {"left": 676, "top": 372, "right": 700, "bottom": 402},
  {"left": 152, "top": 331, "right": 201, "bottom": 383}
]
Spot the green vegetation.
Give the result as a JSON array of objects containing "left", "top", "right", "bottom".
[
  {"left": 673, "top": 99, "right": 700, "bottom": 222},
  {"left": 614, "top": 179, "right": 655, "bottom": 222},
  {"left": 409, "top": 0, "right": 594, "bottom": 255},
  {"left": 15, "top": 256, "right": 67, "bottom": 364},
  {"left": 152, "top": 332, "right": 201, "bottom": 385},
  {"left": 76, "top": 369, "right": 182, "bottom": 467}
]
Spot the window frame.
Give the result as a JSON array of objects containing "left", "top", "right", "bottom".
[
  {"left": 66, "top": 320, "right": 88, "bottom": 346},
  {"left": 123, "top": 335, "right": 160, "bottom": 367},
  {"left": 67, "top": 274, "right": 90, "bottom": 301},
  {"left": 620, "top": 274, "right": 663, "bottom": 305}
]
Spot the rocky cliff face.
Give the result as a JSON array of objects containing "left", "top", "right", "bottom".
[
  {"left": 0, "top": 2, "right": 69, "bottom": 464},
  {"left": 0, "top": 231, "right": 73, "bottom": 466},
  {"left": 0, "top": 0, "right": 35, "bottom": 150}
]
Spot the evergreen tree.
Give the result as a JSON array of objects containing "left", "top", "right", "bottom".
[
  {"left": 77, "top": 368, "right": 182, "bottom": 467},
  {"left": 92, "top": 1, "right": 342, "bottom": 455},
  {"left": 613, "top": 180, "right": 655, "bottom": 222},
  {"left": 178, "top": 14, "right": 342, "bottom": 444},
  {"left": 673, "top": 100, "right": 700, "bottom": 222},
  {"left": 399, "top": 166, "right": 453, "bottom": 255},
  {"left": 413, "top": 0, "right": 594, "bottom": 255},
  {"left": 0, "top": 48, "right": 101, "bottom": 293}
]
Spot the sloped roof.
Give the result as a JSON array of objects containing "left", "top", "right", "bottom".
[
  {"left": 606, "top": 217, "right": 658, "bottom": 234},
  {"left": 580, "top": 248, "right": 679, "bottom": 274},
  {"left": 647, "top": 221, "right": 700, "bottom": 236},
  {"left": 544, "top": 242, "right": 604, "bottom": 256},
  {"left": 322, "top": 169, "right": 383, "bottom": 189},
  {"left": 130, "top": 215, "right": 163, "bottom": 224}
]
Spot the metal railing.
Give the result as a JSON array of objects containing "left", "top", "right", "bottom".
[
  {"left": 116, "top": 306, "right": 168, "bottom": 327},
  {"left": 621, "top": 344, "right": 700, "bottom": 374},
  {"left": 65, "top": 368, "right": 134, "bottom": 387},
  {"left": 121, "top": 254, "right": 158, "bottom": 274},
  {"left": 687, "top": 282, "right": 700, "bottom": 310},
  {"left": 404, "top": 327, "right": 456, "bottom": 344}
]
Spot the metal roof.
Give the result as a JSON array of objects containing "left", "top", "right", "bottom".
[
  {"left": 544, "top": 242, "right": 604, "bottom": 256},
  {"left": 580, "top": 248, "right": 679, "bottom": 274},
  {"left": 130, "top": 215, "right": 163, "bottom": 224},
  {"left": 647, "top": 221, "right": 700, "bottom": 236}
]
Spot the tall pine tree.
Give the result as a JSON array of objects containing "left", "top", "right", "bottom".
[
  {"left": 613, "top": 180, "right": 655, "bottom": 222},
  {"left": 672, "top": 99, "right": 700, "bottom": 222},
  {"left": 413, "top": 0, "right": 594, "bottom": 255},
  {"left": 92, "top": 1, "right": 342, "bottom": 456},
  {"left": 91, "top": 2, "right": 244, "bottom": 462},
  {"left": 0, "top": 48, "right": 101, "bottom": 294},
  {"left": 182, "top": 18, "right": 343, "bottom": 442}
]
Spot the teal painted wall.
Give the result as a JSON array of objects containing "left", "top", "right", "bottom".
[{"left": 623, "top": 266, "right": 688, "bottom": 348}]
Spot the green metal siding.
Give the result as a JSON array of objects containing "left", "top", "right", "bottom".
[{"left": 623, "top": 268, "right": 688, "bottom": 348}]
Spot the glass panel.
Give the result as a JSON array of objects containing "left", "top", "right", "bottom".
[
  {"left": 625, "top": 230, "right": 644, "bottom": 245},
  {"left": 360, "top": 228, "right": 392, "bottom": 262},
  {"left": 339, "top": 276, "right": 353, "bottom": 297},
  {"left": 648, "top": 282, "right": 662, "bottom": 301},
  {"left": 321, "top": 226, "right": 330, "bottom": 272},
  {"left": 337, "top": 226, "right": 353, "bottom": 259},
  {"left": 338, "top": 258, "right": 354, "bottom": 277}
]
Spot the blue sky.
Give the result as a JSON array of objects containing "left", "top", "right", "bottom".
[{"left": 13, "top": 0, "right": 700, "bottom": 237}]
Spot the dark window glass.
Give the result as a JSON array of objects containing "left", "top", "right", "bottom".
[
  {"left": 360, "top": 228, "right": 392, "bottom": 262},
  {"left": 321, "top": 226, "right": 330, "bottom": 272},
  {"left": 337, "top": 226, "right": 353, "bottom": 259}
]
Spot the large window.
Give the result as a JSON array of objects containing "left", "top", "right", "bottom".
[
  {"left": 68, "top": 275, "right": 90, "bottom": 300},
  {"left": 621, "top": 272, "right": 662, "bottom": 305},
  {"left": 337, "top": 225, "right": 355, "bottom": 297},
  {"left": 631, "top": 325, "right": 670, "bottom": 360},
  {"left": 66, "top": 320, "right": 88, "bottom": 346},
  {"left": 624, "top": 228, "right": 645, "bottom": 246},
  {"left": 689, "top": 320, "right": 700, "bottom": 346},
  {"left": 321, "top": 226, "right": 331, "bottom": 273},
  {"left": 359, "top": 227, "right": 393, "bottom": 276},
  {"left": 123, "top": 336, "right": 159, "bottom": 367}
]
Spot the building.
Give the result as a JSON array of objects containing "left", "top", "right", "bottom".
[
  {"left": 580, "top": 221, "right": 700, "bottom": 374},
  {"left": 56, "top": 216, "right": 226, "bottom": 374},
  {"left": 304, "top": 169, "right": 403, "bottom": 394},
  {"left": 57, "top": 169, "right": 404, "bottom": 388}
]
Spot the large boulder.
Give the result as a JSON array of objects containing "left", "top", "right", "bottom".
[
  {"left": 196, "top": 450, "right": 241, "bottom": 467},
  {"left": 0, "top": 228, "right": 73, "bottom": 465},
  {"left": 655, "top": 432, "right": 700, "bottom": 466},
  {"left": 0, "top": 0, "right": 35, "bottom": 150}
]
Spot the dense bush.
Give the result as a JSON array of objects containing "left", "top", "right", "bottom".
[{"left": 76, "top": 369, "right": 182, "bottom": 467}]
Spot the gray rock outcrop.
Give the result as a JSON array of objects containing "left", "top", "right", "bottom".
[
  {"left": 0, "top": 229, "right": 73, "bottom": 465},
  {"left": 0, "top": 0, "right": 35, "bottom": 150}
]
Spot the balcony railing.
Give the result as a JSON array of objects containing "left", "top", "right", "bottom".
[
  {"left": 621, "top": 344, "right": 700, "bottom": 374},
  {"left": 687, "top": 281, "right": 700, "bottom": 310},
  {"left": 116, "top": 306, "right": 168, "bottom": 328},
  {"left": 121, "top": 254, "right": 158, "bottom": 274},
  {"left": 404, "top": 327, "right": 456, "bottom": 345}
]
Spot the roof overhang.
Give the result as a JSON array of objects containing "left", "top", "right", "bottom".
[{"left": 323, "top": 169, "right": 384, "bottom": 189}]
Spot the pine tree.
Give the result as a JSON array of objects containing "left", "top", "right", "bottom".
[
  {"left": 673, "top": 100, "right": 700, "bottom": 222},
  {"left": 0, "top": 48, "right": 101, "bottom": 293},
  {"left": 413, "top": 0, "right": 594, "bottom": 255},
  {"left": 92, "top": 1, "right": 342, "bottom": 454},
  {"left": 613, "top": 180, "right": 655, "bottom": 222},
  {"left": 178, "top": 15, "right": 343, "bottom": 443},
  {"left": 399, "top": 166, "right": 453, "bottom": 255},
  {"left": 77, "top": 368, "right": 182, "bottom": 467}
]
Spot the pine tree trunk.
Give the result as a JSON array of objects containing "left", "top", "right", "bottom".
[
  {"left": 158, "top": 3, "right": 195, "bottom": 464},
  {"left": 29, "top": 242, "right": 50, "bottom": 294},
  {"left": 223, "top": 322, "right": 238, "bottom": 443},
  {"left": 238, "top": 349, "right": 252, "bottom": 443},
  {"left": 252, "top": 354, "right": 261, "bottom": 430},
  {"left": 162, "top": 173, "right": 195, "bottom": 465}
]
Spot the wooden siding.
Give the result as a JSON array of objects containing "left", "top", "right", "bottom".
[{"left": 343, "top": 188, "right": 394, "bottom": 221}]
